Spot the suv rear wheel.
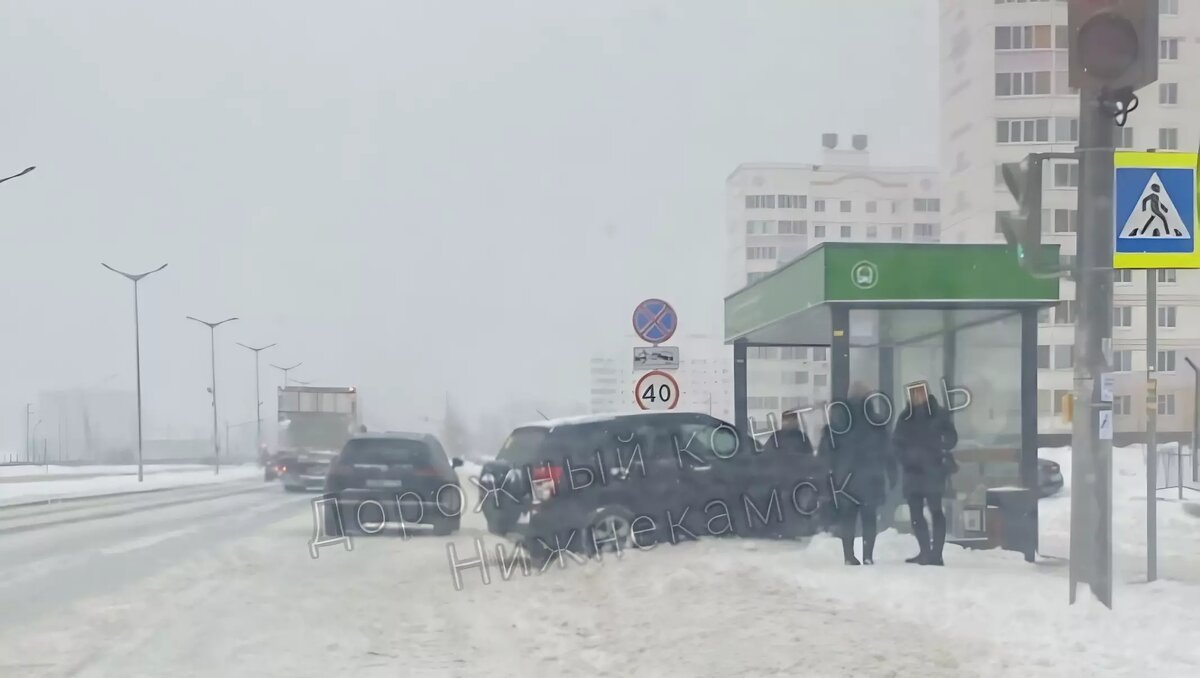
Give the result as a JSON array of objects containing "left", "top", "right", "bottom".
[{"left": 584, "top": 505, "right": 636, "bottom": 557}]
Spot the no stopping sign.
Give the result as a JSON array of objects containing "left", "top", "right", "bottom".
[{"left": 634, "top": 370, "right": 679, "bottom": 410}]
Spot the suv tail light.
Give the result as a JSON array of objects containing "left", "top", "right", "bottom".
[
  {"left": 412, "top": 466, "right": 441, "bottom": 477},
  {"left": 530, "top": 466, "right": 563, "bottom": 504}
]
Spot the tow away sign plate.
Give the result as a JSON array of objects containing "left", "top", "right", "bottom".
[{"left": 633, "top": 346, "right": 679, "bottom": 370}]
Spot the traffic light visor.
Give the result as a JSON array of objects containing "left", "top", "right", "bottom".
[
  {"left": 1078, "top": 13, "right": 1139, "bottom": 80},
  {"left": 1001, "top": 160, "right": 1027, "bottom": 204}
]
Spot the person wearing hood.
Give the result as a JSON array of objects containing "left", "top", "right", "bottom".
[
  {"left": 891, "top": 384, "right": 959, "bottom": 566},
  {"left": 817, "top": 383, "right": 895, "bottom": 565}
]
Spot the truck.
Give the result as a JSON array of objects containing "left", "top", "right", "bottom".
[{"left": 270, "top": 386, "right": 362, "bottom": 492}]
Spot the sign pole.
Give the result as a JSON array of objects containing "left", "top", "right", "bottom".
[
  {"left": 1070, "top": 82, "right": 1115, "bottom": 608},
  {"left": 1146, "top": 269, "right": 1158, "bottom": 582}
]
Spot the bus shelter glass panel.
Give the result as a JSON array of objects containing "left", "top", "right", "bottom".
[
  {"left": 884, "top": 309, "right": 946, "bottom": 412},
  {"left": 949, "top": 310, "right": 1023, "bottom": 539}
]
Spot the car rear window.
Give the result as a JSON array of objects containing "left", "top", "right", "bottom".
[
  {"left": 341, "top": 438, "right": 433, "bottom": 466},
  {"left": 496, "top": 427, "right": 552, "bottom": 465}
]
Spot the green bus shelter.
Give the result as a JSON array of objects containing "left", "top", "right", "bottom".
[{"left": 724, "top": 242, "right": 1060, "bottom": 559}]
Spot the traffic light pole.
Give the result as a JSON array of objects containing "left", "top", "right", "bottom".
[{"left": 1070, "top": 84, "right": 1116, "bottom": 608}]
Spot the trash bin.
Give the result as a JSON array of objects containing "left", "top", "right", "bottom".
[{"left": 985, "top": 487, "right": 1036, "bottom": 560}]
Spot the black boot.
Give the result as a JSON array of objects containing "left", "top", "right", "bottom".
[
  {"left": 841, "top": 535, "right": 860, "bottom": 566},
  {"left": 861, "top": 507, "right": 877, "bottom": 565},
  {"left": 845, "top": 555, "right": 861, "bottom": 566},
  {"left": 925, "top": 504, "right": 946, "bottom": 566}
]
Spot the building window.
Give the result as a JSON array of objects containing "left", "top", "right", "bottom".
[
  {"left": 1114, "top": 395, "right": 1131, "bottom": 415},
  {"left": 995, "top": 25, "right": 1052, "bottom": 50},
  {"left": 814, "top": 374, "right": 827, "bottom": 388},
  {"left": 1053, "top": 208, "right": 1078, "bottom": 233},
  {"left": 1038, "top": 389, "right": 1052, "bottom": 417},
  {"left": 1054, "top": 25, "right": 1068, "bottom": 48},
  {"left": 1161, "top": 0, "right": 1179, "bottom": 14},
  {"left": 1054, "top": 117, "right": 1079, "bottom": 142},
  {"left": 1160, "top": 38, "right": 1179, "bottom": 60},
  {"left": 913, "top": 198, "right": 940, "bottom": 212},
  {"left": 1117, "top": 127, "right": 1135, "bottom": 149},
  {"left": 1114, "top": 269, "right": 1133, "bottom": 283},
  {"left": 1053, "top": 162, "right": 1079, "bottom": 188},
  {"left": 1157, "top": 350, "right": 1177, "bottom": 372},
  {"left": 996, "top": 71, "right": 1052, "bottom": 96},
  {"left": 746, "top": 246, "right": 777, "bottom": 260},
  {"left": 1054, "top": 345, "right": 1074, "bottom": 370},
  {"left": 778, "top": 220, "right": 807, "bottom": 235},
  {"left": 1052, "top": 389, "right": 1071, "bottom": 416},
  {"left": 891, "top": 225, "right": 904, "bottom": 240},
  {"left": 786, "top": 371, "right": 809, "bottom": 385},
  {"left": 781, "top": 347, "right": 807, "bottom": 360},
  {"left": 813, "top": 199, "right": 826, "bottom": 212},
  {"left": 840, "top": 225, "right": 852, "bottom": 239},
  {"left": 1159, "top": 394, "right": 1176, "bottom": 416},
  {"left": 997, "top": 118, "right": 1050, "bottom": 143},
  {"left": 1054, "top": 70, "right": 1077, "bottom": 95},
  {"left": 813, "top": 347, "right": 827, "bottom": 361},
  {"left": 1159, "top": 128, "right": 1179, "bottom": 150},
  {"left": 913, "top": 223, "right": 937, "bottom": 239},
  {"left": 1037, "top": 345, "right": 1051, "bottom": 369},
  {"left": 1038, "top": 307, "right": 1051, "bottom": 324},
  {"left": 1054, "top": 300, "right": 1076, "bottom": 324},
  {"left": 866, "top": 201, "right": 877, "bottom": 214},
  {"left": 839, "top": 200, "right": 851, "bottom": 213},
  {"left": 1157, "top": 269, "right": 1177, "bottom": 283},
  {"left": 1159, "top": 82, "right": 1178, "bottom": 105},
  {"left": 1113, "top": 350, "right": 1132, "bottom": 372},
  {"left": 1114, "top": 306, "right": 1133, "bottom": 327},
  {"left": 866, "top": 225, "right": 878, "bottom": 239},
  {"left": 747, "top": 396, "right": 780, "bottom": 410},
  {"left": 777, "top": 194, "right": 807, "bottom": 209},
  {"left": 746, "top": 220, "right": 774, "bottom": 235},
  {"left": 1158, "top": 306, "right": 1177, "bottom": 328},
  {"left": 813, "top": 224, "right": 826, "bottom": 238},
  {"left": 745, "top": 195, "right": 775, "bottom": 209}
]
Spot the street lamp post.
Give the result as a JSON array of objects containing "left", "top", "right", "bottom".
[
  {"left": 271, "top": 362, "right": 302, "bottom": 387},
  {"left": 187, "top": 316, "right": 238, "bottom": 474},
  {"left": 103, "top": 263, "right": 168, "bottom": 482},
  {"left": 0, "top": 166, "right": 35, "bottom": 185},
  {"left": 237, "top": 343, "right": 276, "bottom": 460}
]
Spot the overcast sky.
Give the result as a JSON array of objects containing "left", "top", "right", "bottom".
[{"left": 0, "top": 0, "right": 938, "bottom": 447}]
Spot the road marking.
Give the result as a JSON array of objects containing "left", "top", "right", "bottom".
[{"left": 99, "top": 526, "right": 199, "bottom": 556}]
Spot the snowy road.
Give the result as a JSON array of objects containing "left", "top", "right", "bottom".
[{"left": 0, "top": 470, "right": 1196, "bottom": 677}]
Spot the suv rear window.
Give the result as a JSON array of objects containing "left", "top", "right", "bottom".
[
  {"left": 341, "top": 438, "right": 434, "bottom": 466},
  {"left": 497, "top": 428, "right": 551, "bottom": 466}
]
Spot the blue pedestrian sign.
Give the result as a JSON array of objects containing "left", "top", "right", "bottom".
[
  {"left": 632, "top": 298, "right": 677, "bottom": 345},
  {"left": 1113, "top": 151, "right": 1200, "bottom": 270}
]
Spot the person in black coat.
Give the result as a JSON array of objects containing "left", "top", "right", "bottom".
[
  {"left": 891, "top": 386, "right": 959, "bottom": 566},
  {"left": 817, "top": 384, "right": 896, "bottom": 565}
]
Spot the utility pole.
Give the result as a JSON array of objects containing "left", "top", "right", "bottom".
[
  {"left": 271, "top": 362, "right": 302, "bottom": 388},
  {"left": 187, "top": 316, "right": 239, "bottom": 475},
  {"left": 237, "top": 343, "right": 276, "bottom": 459},
  {"left": 24, "top": 404, "right": 31, "bottom": 462},
  {"left": 1066, "top": 0, "right": 1158, "bottom": 608},
  {"left": 103, "top": 262, "right": 168, "bottom": 482}
]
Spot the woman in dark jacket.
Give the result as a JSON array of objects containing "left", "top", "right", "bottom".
[
  {"left": 891, "top": 386, "right": 959, "bottom": 566},
  {"left": 818, "top": 385, "right": 896, "bottom": 565}
]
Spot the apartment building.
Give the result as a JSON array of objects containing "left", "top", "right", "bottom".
[
  {"left": 939, "top": 0, "right": 1200, "bottom": 438},
  {"left": 725, "top": 134, "right": 941, "bottom": 425}
]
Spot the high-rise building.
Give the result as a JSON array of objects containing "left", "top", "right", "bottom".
[
  {"left": 939, "top": 0, "right": 1200, "bottom": 438},
  {"left": 589, "top": 334, "right": 733, "bottom": 420},
  {"left": 725, "top": 134, "right": 940, "bottom": 424}
]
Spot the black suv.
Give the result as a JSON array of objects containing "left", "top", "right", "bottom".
[
  {"left": 322, "top": 432, "right": 464, "bottom": 536},
  {"left": 477, "top": 412, "right": 835, "bottom": 562}
]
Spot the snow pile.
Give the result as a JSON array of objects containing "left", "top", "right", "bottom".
[
  {"left": 0, "top": 465, "right": 261, "bottom": 507},
  {"left": 0, "top": 463, "right": 214, "bottom": 479}
]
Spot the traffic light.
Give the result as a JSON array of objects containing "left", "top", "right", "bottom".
[
  {"left": 1068, "top": 0, "right": 1158, "bottom": 92},
  {"left": 998, "top": 154, "right": 1045, "bottom": 270}
]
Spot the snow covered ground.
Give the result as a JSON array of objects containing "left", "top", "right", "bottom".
[
  {"left": 0, "top": 450, "right": 1196, "bottom": 676},
  {"left": 0, "top": 463, "right": 216, "bottom": 479},
  {"left": 0, "top": 465, "right": 262, "bottom": 507}
]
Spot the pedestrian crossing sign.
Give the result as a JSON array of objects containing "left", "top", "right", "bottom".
[{"left": 1113, "top": 151, "right": 1200, "bottom": 269}]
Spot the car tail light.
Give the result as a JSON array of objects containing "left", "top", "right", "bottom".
[
  {"left": 530, "top": 466, "right": 563, "bottom": 504},
  {"left": 412, "top": 466, "right": 441, "bottom": 477},
  {"left": 275, "top": 464, "right": 287, "bottom": 473}
]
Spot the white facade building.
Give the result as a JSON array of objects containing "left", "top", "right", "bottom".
[
  {"left": 725, "top": 134, "right": 941, "bottom": 425},
  {"left": 939, "top": 0, "right": 1200, "bottom": 437},
  {"left": 589, "top": 334, "right": 733, "bottom": 420}
]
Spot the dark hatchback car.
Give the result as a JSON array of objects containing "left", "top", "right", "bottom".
[
  {"left": 477, "top": 412, "right": 833, "bottom": 562},
  {"left": 1038, "top": 458, "right": 1064, "bottom": 497},
  {"left": 322, "top": 432, "right": 464, "bottom": 537}
]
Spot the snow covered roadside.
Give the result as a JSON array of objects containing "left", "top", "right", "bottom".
[
  {"left": 0, "top": 465, "right": 262, "bottom": 507},
  {"left": 0, "top": 463, "right": 215, "bottom": 479},
  {"left": 1039, "top": 444, "right": 1200, "bottom": 583}
]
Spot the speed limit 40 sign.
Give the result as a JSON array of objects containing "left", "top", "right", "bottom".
[{"left": 634, "top": 370, "right": 679, "bottom": 410}]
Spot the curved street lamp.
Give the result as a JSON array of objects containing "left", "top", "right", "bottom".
[
  {"left": 0, "top": 166, "right": 35, "bottom": 185},
  {"left": 188, "top": 316, "right": 238, "bottom": 474}
]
